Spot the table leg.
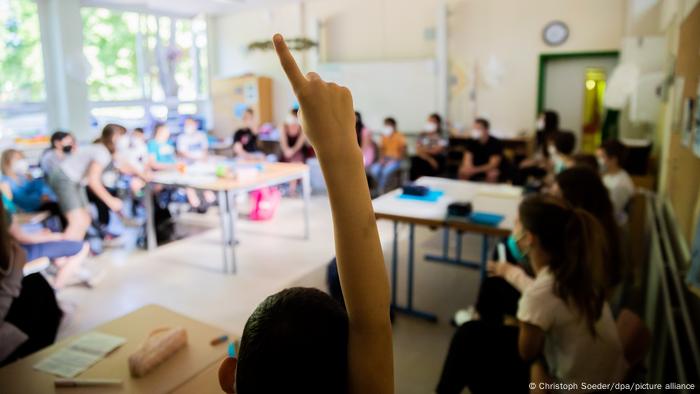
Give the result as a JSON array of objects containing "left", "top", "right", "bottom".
[
  {"left": 145, "top": 184, "right": 156, "bottom": 251},
  {"left": 302, "top": 172, "right": 311, "bottom": 240},
  {"left": 391, "top": 221, "right": 398, "bottom": 307},
  {"left": 218, "top": 190, "right": 230, "bottom": 274},
  {"left": 393, "top": 223, "right": 437, "bottom": 322},
  {"left": 425, "top": 227, "right": 481, "bottom": 269},
  {"left": 228, "top": 190, "right": 238, "bottom": 275},
  {"left": 480, "top": 234, "right": 490, "bottom": 280}
]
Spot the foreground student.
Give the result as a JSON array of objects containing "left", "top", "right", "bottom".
[
  {"left": 437, "top": 195, "right": 626, "bottom": 394},
  {"left": 217, "top": 34, "right": 393, "bottom": 394}
]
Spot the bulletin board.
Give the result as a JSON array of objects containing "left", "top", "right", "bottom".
[{"left": 664, "top": 2, "right": 700, "bottom": 245}]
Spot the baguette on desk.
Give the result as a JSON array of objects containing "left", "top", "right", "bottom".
[{"left": 128, "top": 327, "right": 187, "bottom": 377}]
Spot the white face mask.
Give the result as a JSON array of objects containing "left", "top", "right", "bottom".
[
  {"left": 536, "top": 118, "right": 545, "bottom": 130},
  {"left": 12, "top": 159, "right": 29, "bottom": 175},
  {"left": 424, "top": 122, "right": 437, "bottom": 133},
  {"left": 185, "top": 124, "right": 197, "bottom": 134},
  {"left": 597, "top": 156, "right": 607, "bottom": 173},
  {"left": 471, "top": 129, "right": 482, "bottom": 140},
  {"left": 286, "top": 114, "right": 299, "bottom": 126},
  {"left": 547, "top": 145, "right": 557, "bottom": 157},
  {"left": 382, "top": 125, "right": 394, "bottom": 136}
]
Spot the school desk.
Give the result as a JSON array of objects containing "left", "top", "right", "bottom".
[
  {"left": 145, "top": 161, "right": 311, "bottom": 274},
  {"left": 372, "top": 177, "right": 522, "bottom": 321},
  {"left": 0, "top": 304, "right": 233, "bottom": 394}
]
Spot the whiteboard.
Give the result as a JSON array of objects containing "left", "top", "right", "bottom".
[{"left": 317, "top": 59, "right": 437, "bottom": 134}]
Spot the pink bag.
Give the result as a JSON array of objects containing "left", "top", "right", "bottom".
[{"left": 249, "top": 187, "right": 281, "bottom": 221}]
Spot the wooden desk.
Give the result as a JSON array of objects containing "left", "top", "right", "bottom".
[
  {"left": 145, "top": 162, "right": 311, "bottom": 274},
  {"left": 372, "top": 177, "right": 522, "bottom": 321},
  {"left": 0, "top": 305, "right": 232, "bottom": 394}
]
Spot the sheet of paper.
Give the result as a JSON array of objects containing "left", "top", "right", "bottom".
[{"left": 33, "top": 332, "right": 125, "bottom": 378}]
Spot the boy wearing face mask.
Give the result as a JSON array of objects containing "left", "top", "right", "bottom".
[
  {"left": 369, "top": 117, "right": 406, "bottom": 194},
  {"left": 596, "top": 140, "right": 634, "bottom": 225},
  {"left": 40, "top": 131, "right": 75, "bottom": 178},
  {"left": 548, "top": 130, "right": 576, "bottom": 175},
  {"left": 176, "top": 117, "right": 209, "bottom": 162},
  {"left": 233, "top": 109, "right": 263, "bottom": 160},
  {"left": 458, "top": 118, "right": 503, "bottom": 183}
]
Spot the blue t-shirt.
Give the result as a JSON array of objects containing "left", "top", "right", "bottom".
[
  {"left": 147, "top": 140, "right": 176, "bottom": 164},
  {"left": 1, "top": 175, "right": 55, "bottom": 212}
]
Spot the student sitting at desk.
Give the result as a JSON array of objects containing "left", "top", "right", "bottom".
[
  {"left": 355, "top": 111, "right": 375, "bottom": 167},
  {"left": 218, "top": 34, "right": 393, "bottom": 394},
  {"left": 596, "top": 140, "right": 635, "bottom": 225},
  {"left": 48, "top": 124, "right": 125, "bottom": 241},
  {"left": 40, "top": 131, "right": 75, "bottom": 178},
  {"left": 437, "top": 195, "right": 626, "bottom": 394},
  {"left": 457, "top": 118, "right": 503, "bottom": 183},
  {"left": 515, "top": 110, "right": 560, "bottom": 185},
  {"left": 410, "top": 113, "right": 447, "bottom": 180},
  {"left": 233, "top": 108, "right": 263, "bottom": 160},
  {"left": 549, "top": 130, "right": 577, "bottom": 174},
  {"left": 0, "top": 197, "right": 63, "bottom": 366},
  {"left": 369, "top": 117, "right": 406, "bottom": 195},
  {"left": 177, "top": 117, "right": 209, "bottom": 162}
]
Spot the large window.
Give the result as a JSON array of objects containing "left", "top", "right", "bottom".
[
  {"left": 0, "top": 0, "right": 47, "bottom": 136},
  {"left": 81, "top": 7, "right": 209, "bottom": 127}
]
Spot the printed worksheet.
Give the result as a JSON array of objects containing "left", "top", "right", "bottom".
[{"left": 33, "top": 332, "right": 126, "bottom": 378}]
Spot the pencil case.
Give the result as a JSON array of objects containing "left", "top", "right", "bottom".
[{"left": 128, "top": 327, "right": 188, "bottom": 377}]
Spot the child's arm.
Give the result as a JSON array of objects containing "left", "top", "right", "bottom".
[{"left": 273, "top": 34, "right": 393, "bottom": 394}]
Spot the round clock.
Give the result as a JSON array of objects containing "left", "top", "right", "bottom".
[{"left": 543, "top": 21, "right": 569, "bottom": 46}]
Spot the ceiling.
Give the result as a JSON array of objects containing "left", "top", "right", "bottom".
[{"left": 81, "top": 0, "right": 302, "bottom": 17}]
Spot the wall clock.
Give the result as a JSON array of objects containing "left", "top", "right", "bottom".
[{"left": 543, "top": 21, "right": 569, "bottom": 46}]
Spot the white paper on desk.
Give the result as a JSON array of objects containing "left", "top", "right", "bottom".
[{"left": 33, "top": 332, "right": 125, "bottom": 378}]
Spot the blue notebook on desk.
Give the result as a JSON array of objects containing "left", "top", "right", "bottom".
[
  {"left": 397, "top": 190, "right": 444, "bottom": 202},
  {"left": 469, "top": 211, "right": 504, "bottom": 226}
]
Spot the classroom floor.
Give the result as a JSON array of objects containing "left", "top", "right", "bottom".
[{"left": 56, "top": 195, "right": 484, "bottom": 394}]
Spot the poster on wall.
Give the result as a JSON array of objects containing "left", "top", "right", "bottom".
[
  {"left": 694, "top": 82, "right": 700, "bottom": 157},
  {"left": 682, "top": 96, "right": 695, "bottom": 147}
]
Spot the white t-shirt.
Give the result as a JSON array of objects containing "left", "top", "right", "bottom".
[
  {"left": 59, "top": 144, "right": 112, "bottom": 183},
  {"left": 517, "top": 267, "right": 627, "bottom": 392},
  {"left": 176, "top": 131, "right": 209, "bottom": 160},
  {"left": 603, "top": 170, "right": 635, "bottom": 225}
]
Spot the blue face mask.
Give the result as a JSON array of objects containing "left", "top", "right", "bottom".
[{"left": 507, "top": 233, "right": 527, "bottom": 263}]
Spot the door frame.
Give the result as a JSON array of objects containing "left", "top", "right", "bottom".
[{"left": 536, "top": 50, "right": 620, "bottom": 115}]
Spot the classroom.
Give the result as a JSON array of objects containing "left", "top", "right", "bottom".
[{"left": 1, "top": 0, "right": 699, "bottom": 393}]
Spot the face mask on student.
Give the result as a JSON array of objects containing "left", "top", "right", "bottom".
[
  {"left": 286, "top": 114, "right": 299, "bottom": 126},
  {"left": 597, "top": 156, "right": 607, "bottom": 173},
  {"left": 552, "top": 154, "right": 565, "bottom": 174},
  {"left": 547, "top": 144, "right": 557, "bottom": 157},
  {"left": 424, "top": 122, "right": 437, "bottom": 133},
  {"left": 12, "top": 159, "right": 29, "bottom": 175},
  {"left": 507, "top": 230, "right": 529, "bottom": 264},
  {"left": 62, "top": 145, "right": 73, "bottom": 154},
  {"left": 536, "top": 118, "right": 545, "bottom": 131},
  {"left": 382, "top": 126, "right": 394, "bottom": 136},
  {"left": 471, "top": 129, "right": 482, "bottom": 140}
]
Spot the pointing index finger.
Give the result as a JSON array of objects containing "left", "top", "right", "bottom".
[{"left": 273, "top": 34, "right": 306, "bottom": 92}]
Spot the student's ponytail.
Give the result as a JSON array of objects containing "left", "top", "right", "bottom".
[
  {"left": 518, "top": 195, "right": 606, "bottom": 336},
  {"left": 558, "top": 207, "right": 606, "bottom": 336}
]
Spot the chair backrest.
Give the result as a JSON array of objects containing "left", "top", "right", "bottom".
[{"left": 616, "top": 308, "right": 651, "bottom": 368}]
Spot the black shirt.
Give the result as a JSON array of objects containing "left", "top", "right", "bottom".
[
  {"left": 233, "top": 128, "right": 259, "bottom": 153},
  {"left": 466, "top": 136, "right": 503, "bottom": 166}
]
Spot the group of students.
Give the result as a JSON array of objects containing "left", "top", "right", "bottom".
[{"left": 216, "top": 35, "right": 641, "bottom": 394}]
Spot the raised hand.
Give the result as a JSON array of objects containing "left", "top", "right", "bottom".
[{"left": 272, "top": 34, "right": 357, "bottom": 158}]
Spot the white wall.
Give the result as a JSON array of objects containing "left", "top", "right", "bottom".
[{"left": 212, "top": 0, "right": 629, "bottom": 132}]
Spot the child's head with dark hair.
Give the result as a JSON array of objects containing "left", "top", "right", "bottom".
[
  {"left": 474, "top": 117, "right": 490, "bottom": 131},
  {"left": 572, "top": 153, "right": 599, "bottom": 172},
  {"left": 597, "top": 139, "right": 627, "bottom": 172},
  {"left": 384, "top": 117, "right": 396, "bottom": 128},
  {"left": 553, "top": 130, "right": 576, "bottom": 156},
  {"left": 50, "top": 130, "right": 70, "bottom": 148},
  {"left": 220, "top": 287, "right": 349, "bottom": 394},
  {"left": 542, "top": 110, "right": 559, "bottom": 133}
]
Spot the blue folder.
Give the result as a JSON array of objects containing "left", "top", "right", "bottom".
[
  {"left": 397, "top": 190, "right": 444, "bottom": 203},
  {"left": 469, "top": 211, "right": 505, "bottom": 226}
]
